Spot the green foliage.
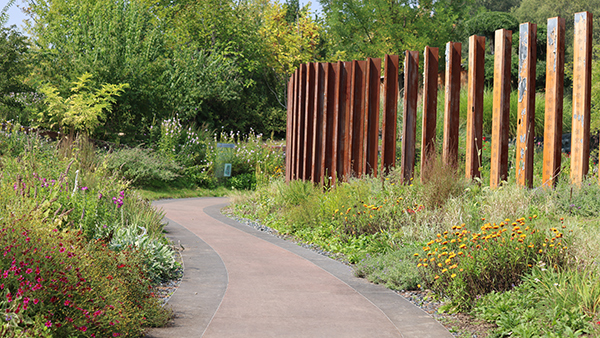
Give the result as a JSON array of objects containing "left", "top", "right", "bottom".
[
  {"left": 321, "top": 0, "right": 474, "bottom": 61},
  {"left": 552, "top": 176, "right": 600, "bottom": 217},
  {"left": 354, "top": 247, "right": 422, "bottom": 291},
  {"left": 473, "top": 0, "right": 522, "bottom": 12},
  {"left": 464, "top": 11, "right": 519, "bottom": 39},
  {"left": 473, "top": 267, "right": 599, "bottom": 337},
  {"left": 0, "top": 25, "right": 35, "bottom": 125},
  {"left": 37, "top": 73, "right": 129, "bottom": 135},
  {"left": 104, "top": 147, "right": 181, "bottom": 188}
]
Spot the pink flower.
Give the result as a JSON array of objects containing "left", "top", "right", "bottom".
[
  {"left": 45, "top": 320, "right": 52, "bottom": 327},
  {"left": 33, "top": 299, "right": 39, "bottom": 305}
]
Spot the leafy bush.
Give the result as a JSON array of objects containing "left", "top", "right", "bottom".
[
  {"left": 104, "top": 147, "right": 181, "bottom": 187},
  {"left": 473, "top": 267, "right": 600, "bottom": 337},
  {"left": 416, "top": 216, "right": 573, "bottom": 311},
  {"left": 354, "top": 247, "right": 422, "bottom": 291}
]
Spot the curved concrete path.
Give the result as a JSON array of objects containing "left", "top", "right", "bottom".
[{"left": 145, "top": 197, "right": 452, "bottom": 338}]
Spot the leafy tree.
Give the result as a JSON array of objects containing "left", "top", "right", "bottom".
[
  {"left": 464, "top": 11, "right": 519, "bottom": 54},
  {"left": 0, "top": 25, "right": 35, "bottom": 123},
  {"left": 38, "top": 73, "right": 129, "bottom": 135},
  {"left": 0, "top": 0, "right": 17, "bottom": 27},
  {"left": 473, "top": 0, "right": 521, "bottom": 12},
  {"left": 319, "top": 0, "right": 475, "bottom": 61}
]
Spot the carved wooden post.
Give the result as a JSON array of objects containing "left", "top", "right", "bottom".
[
  {"left": 465, "top": 36, "right": 486, "bottom": 180},
  {"left": 571, "top": 12, "right": 593, "bottom": 185},
  {"left": 442, "top": 42, "right": 462, "bottom": 167},
  {"left": 543, "top": 17, "right": 566, "bottom": 188},
  {"left": 311, "top": 63, "right": 325, "bottom": 183},
  {"left": 516, "top": 23, "right": 537, "bottom": 188},
  {"left": 491, "top": 29, "right": 512, "bottom": 189},
  {"left": 366, "top": 58, "right": 382, "bottom": 177},
  {"left": 296, "top": 64, "right": 307, "bottom": 180},
  {"left": 420, "top": 47, "right": 439, "bottom": 183},
  {"left": 381, "top": 55, "right": 399, "bottom": 176},
  {"left": 340, "top": 61, "right": 353, "bottom": 181},
  {"left": 286, "top": 71, "right": 295, "bottom": 182},
  {"left": 401, "top": 51, "right": 419, "bottom": 184},
  {"left": 351, "top": 60, "right": 367, "bottom": 177}
]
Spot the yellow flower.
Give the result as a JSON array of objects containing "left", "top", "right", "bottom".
[
  {"left": 459, "top": 244, "right": 466, "bottom": 249},
  {"left": 451, "top": 273, "right": 457, "bottom": 278},
  {"left": 442, "top": 268, "right": 448, "bottom": 273},
  {"left": 438, "top": 263, "right": 443, "bottom": 267},
  {"left": 434, "top": 275, "right": 439, "bottom": 280},
  {"left": 414, "top": 253, "right": 419, "bottom": 257},
  {"left": 417, "top": 263, "right": 422, "bottom": 267}
]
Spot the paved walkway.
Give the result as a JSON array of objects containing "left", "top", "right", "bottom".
[{"left": 145, "top": 197, "right": 452, "bottom": 338}]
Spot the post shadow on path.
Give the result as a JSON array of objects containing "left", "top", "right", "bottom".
[{"left": 145, "top": 197, "right": 452, "bottom": 338}]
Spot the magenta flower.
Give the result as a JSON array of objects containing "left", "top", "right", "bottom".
[{"left": 45, "top": 320, "right": 52, "bottom": 327}]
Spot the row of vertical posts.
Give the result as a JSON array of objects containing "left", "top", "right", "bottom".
[
  {"left": 287, "top": 12, "right": 594, "bottom": 188},
  {"left": 286, "top": 57, "right": 400, "bottom": 184}
]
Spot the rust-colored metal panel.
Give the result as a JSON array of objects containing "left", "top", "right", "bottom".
[
  {"left": 286, "top": 72, "right": 294, "bottom": 182},
  {"left": 465, "top": 36, "right": 486, "bottom": 180},
  {"left": 296, "top": 64, "right": 307, "bottom": 180},
  {"left": 571, "top": 12, "right": 593, "bottom": 185},
  {"left": 490, "top": 29, "right": 512, "bottom": 189},
  {"left": 420, "top": 47, "right": 439, "bottom": 183},
  {"left": 543, "top": 17, "right": 566, "bottom": 188},
  {"left": 350, "top": 60, "right": 367, "bottom": 177},
  {"left": 381, "top": 55, "right": 399, "bottom": 176},
  {"left": 322, "top": 62, "right": 338, "bottom": 186},
  {"left": 311, "top": 63, "right": 326, "bottom": 183},
  {"left": 442, "top": 42, "right": 462, "bottom": 168},
  {"left": 516, "top": 23, "right": 537, "bottom": 188},
  {"left": 340, "top": 61, "right": 353, "bottom": 181},
  {"left": 401, "top": 51, "right": 419, "bottom": 184},
  {"left": 290, "top": 69, "right": 298, "bottom": 181},
  {"left": 365, "top": 58, "right": 382, "bottom": 177},
  {"left": 303, "top": 63, "right": 316, "bottom": 181}
]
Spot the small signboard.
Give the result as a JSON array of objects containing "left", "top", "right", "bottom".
[{"left": 223, "top": 163, "right": 232, "bottom": 177}]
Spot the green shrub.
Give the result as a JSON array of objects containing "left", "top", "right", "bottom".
[
  {"left": 354, "top": 247, "right": 422, "bottom": 291},
  {"left": 104, "top": 147, "right": 181, "bottom": 187},
  {"left": 473, "top": 266, "right": 599, "bottom": 337}
]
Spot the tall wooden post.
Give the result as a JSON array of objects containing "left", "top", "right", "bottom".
[
  {"left": 401, "top": 51, "right": 419, "bottom": 184},
  {"left": 381, "top": 55, "right": 399, "bottom": 175},
  {"left": 516, "top": 23, "right": 537, "bottom": 188},
  {"left": 465, "top": 36, "right": 486, "bottom": 180},
  {"left": 442, "top": 42, "right": 462, "bottom": 167},
  {"left": 286, "top": 71, "right": 295, "bottom": 182},
  {"left": 311, "top": 63, "right": 325, "bottom": 183},
  {"left": 543, "top": 17, "right": 566, "bottom": 187},
  {"left": 420, "top": 47, "right": 439, "bottom": 183},
  {"left": 366, "top": 58, "right": 382, "bottom": 177},
  {"left": 490, "top": 29, "right": 512, "bottom": 189},
  {"left": 296, "top": 64, "right": 307, "bottom": 180},
  {"left": 571, "top": 12, "right": 593, "bottom": 185},
  {"left": 303, "top": 63, "right": 316, "bottom": 181},
  {"left": 322, "top": 63, "right": 338, "bottom": 185},
  {"left": 350, "top": 60, "right": 367, "bottom": 177},
  {"left": 340, "top": 61, "right": 353, "bottom": 180}
]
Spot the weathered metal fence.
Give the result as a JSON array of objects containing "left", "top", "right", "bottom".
[{"left": 286, "top": 13, "right": 594, "bottom": 188}]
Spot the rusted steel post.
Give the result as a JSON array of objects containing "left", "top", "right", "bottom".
[
  {"left": 322, "top": 63, "right": 338, "bottom": 186},
  {"left": 420, "top": 47, "right": 439, "bottom": 183},
  {"left": 490, "top": 29, "right": 512, "bottom": 189},
  {"left": 351, "top": 60, "right": 367, "bottom": 177},
  {"left": 311, "top": 63, "right": 325, "bottom": 183},
  {"left": 295, "top": 64, "right": 307, "bottom": 180},
  {"left": 465, "top": 36, "right": 486, "bottom": 180},
  {"left": 340, "top": 61, "right": 353, "bottom": 181},
  {"left": 543, "top": 17, "right": 566, "bottom": 188},
  {"left": 401, "top": 51, "right": 419, "bottom": 184},
  {"left": 303, "top": 63, "right": 316, "bottom": 181},
  {"left": 366, "top": 58, "right": 382, "bottom": 177},
  {"left": 516, "top": 23, "right": 537, "bottom": 188},
  {"left": 286, "top": 71, "right": 294, "bottom": 182},
  {"left": 381, "top": 55, "right": 399, "bottom": 176},
  {"left": 571, "top": 12, "right": 593, "bottom": 185},
  {"left": 442, "top": 42, "right": 462, "bottom": 168}
]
